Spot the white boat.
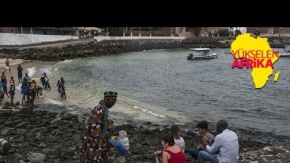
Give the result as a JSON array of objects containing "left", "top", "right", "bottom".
[
  {"left": 187, "top": 48, "right": 218, "bottom": 60},
  {"left": 279, "top": 45, "right": 290, "bottom": 57}
]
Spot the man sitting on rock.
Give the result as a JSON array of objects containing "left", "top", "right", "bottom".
[
  {"left": 197, "top": 120, "right": 239, "bottom": 163},
  {"left": 188, "top": 120, "right": 215, "bottom": 159}
]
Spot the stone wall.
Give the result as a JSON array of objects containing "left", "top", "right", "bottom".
[
  {"left": 181, "top": 37, "right": 234, "bottom": 48},
  {"left": 0, "top": 39, "right": 182, "bottom": 61},
  {"left": 0, "top": 33, "right": 78, "bottom": 46},
  {"left": 1, "top": 36, "right": 290, "bottom": 61}
]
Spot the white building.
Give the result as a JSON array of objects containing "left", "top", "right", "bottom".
[{"left": 229, "top": 27, "right": 247, "bottom": 34}]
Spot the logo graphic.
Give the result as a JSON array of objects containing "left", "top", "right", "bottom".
[{"left": 230, "top": 33, "right": 280, "bottom": 89}]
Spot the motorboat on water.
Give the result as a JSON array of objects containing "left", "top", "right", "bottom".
[
  {"left": 279, "top": 45, "right": 290, "bottom": 57},
  {"left": 187, "top": 48, "right": 218, "bottom": 60}
]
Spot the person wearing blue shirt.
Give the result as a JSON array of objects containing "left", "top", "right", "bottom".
[{"left": 0, "top": 81, "right": 4, "bottom": 102}]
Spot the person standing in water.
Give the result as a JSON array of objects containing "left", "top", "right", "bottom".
[
  {"left": 4, "top": 58, "right": 11, "bottom": 73},
  {"left": 1, "top": 72, "right": 9, "bottom": 98},
  {"left": 8, "top": 83, "right": 15, "bottom": 104},
  {"left": 17, "top": 64, "right": 23, "bottom": 83},
  {"left": 40, "top": 72, "right": 49, "bottom": 87},
  {"left": 60, "top": 77, "right": 66, "bottom": 99}
]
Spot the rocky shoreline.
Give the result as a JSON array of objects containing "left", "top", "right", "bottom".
[
  {"left": 0, "top": 36, "right": 289, "bottom": 62},
  {"left": 0, "top": 103, "right": 290, "bottom": 163}
]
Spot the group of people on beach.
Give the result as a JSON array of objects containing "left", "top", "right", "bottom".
[
  {"left": 0, "top": 59, "right": 18, "bottom": 104},
  {"left": 0, "top": 58, "right": 67, "bottom": 105},
  {"left": 78, "top": 91, "right": 240, "bottom": 163}
]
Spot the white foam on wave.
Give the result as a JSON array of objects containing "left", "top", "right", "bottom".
[
  {"left": 38, "top": 67, "right": 53, "bottom": 75},
  {"left": 45, "top": 97, "right": 62, "bottom": 105},
  {"left": 27, "top": 67, "right": 36, "bottom": 77},
  {"left": 132, "top": 105, "right": 166, "bottom": 118},
  {"left": 57, "top": 59, "right": 72, "bottom": 64},
  {"left": 67, "top": 107, "right": 75, "bottom": 110},
  {"left": 16, "top": 83, "right": 22, "bottom": 90}
]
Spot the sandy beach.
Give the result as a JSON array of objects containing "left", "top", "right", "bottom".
[{"left": 0, "top": 58, "right": 56, "bottom": 107}]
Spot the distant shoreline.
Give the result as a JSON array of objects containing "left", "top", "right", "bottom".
[{"left": 0, "top": 35, "right": 288, "bottom": 62}]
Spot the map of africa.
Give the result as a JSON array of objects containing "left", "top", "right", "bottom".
[{"left": 231, "top": 33, "right": 280, "bottom": 89}]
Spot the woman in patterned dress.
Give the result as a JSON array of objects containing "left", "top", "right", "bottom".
[{"left": 79, "top": 91, "right": 117, "bottom": 163}]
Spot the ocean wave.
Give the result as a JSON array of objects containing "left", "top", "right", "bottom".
[
  {"left": 38, "top": 67, "right": 53, "bottom": 75},
  {"left": 27, "top": 67, "right": 36, "bottom": 77},
  {"left": 57, "top": 59, "right": 72, "bottom": 64},
  {"left": 132, "top": 105, "right": 166, "bottom": 118},
  {"left": 45, "top": 97, "right": 62, "bottom": 105},
  {"left": 16, "top": 83, "right": 22, "bottom": 90}
]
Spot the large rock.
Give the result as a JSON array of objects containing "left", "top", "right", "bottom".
[
  {"left": 26, "top": 153, "right": 46, "bottom": 162},
  {"left": 19, "top": 107, "right": 34, "bottom": 114},
  {"left": 1, "top": 128, "right": 14, "bottom": 136}
]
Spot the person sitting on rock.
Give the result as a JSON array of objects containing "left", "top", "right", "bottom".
[
  {"left": 197, "top": 120, "right": 239, "bottom": 163},
  {"left": 188, "top": 120, "right": 215, "bottom": 159},
  {"left": 108, "top": 130, "right": 130, "bottom": 155},
  {"left": 0, "top": 138, "right": 12, "bottom": 155},
  {"left": 154, "top": 133, "right": 186, "bottom": 163},
  {"left": 171, "top": 125, "right": 185, "bottom": 152},
  {"left": 117, "top": 130, "right": 130, "bottom": 151}
]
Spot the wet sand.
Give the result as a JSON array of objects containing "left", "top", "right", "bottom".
[{"left": 0, "top": 58, "right": 56, "bottom": 107}]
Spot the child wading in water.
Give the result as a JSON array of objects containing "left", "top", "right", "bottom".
[{"left": 8, "top": 83, "right": 15, "bottom": 104}]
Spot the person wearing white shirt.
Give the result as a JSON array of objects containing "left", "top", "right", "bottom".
[
  {"left": 198, "top": 120, "right": 239, "bottom": 163},
  {"left": 171, "top": 125, "right": 185, "bottom": 152}
]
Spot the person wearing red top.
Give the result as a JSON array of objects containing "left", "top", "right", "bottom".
[
  {"left": 9, "top": 76, "right": 15, "bottom": 85},
  {"left": 154, "top": 134, "right": 186, "bottom": 163}
]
